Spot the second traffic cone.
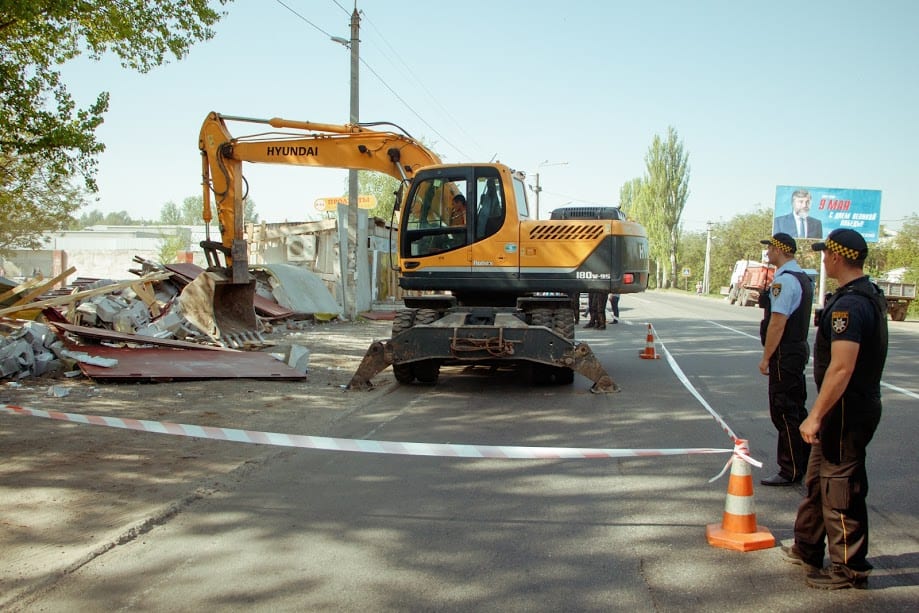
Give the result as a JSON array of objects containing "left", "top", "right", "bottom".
[
  {"left": 706, "top": 440, "right": 774, "bottom": 552},
  {"left": 638, "top": 323, "right": 660, "bottom": 359}
]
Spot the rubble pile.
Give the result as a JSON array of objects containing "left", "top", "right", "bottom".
[
  {"left": 0, "top": 257, "right": 340, "bottom": 382},
  {"left": 0, "top": 321, "right": 65, "bottom": 378}
]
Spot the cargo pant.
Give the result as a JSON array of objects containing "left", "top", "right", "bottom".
[
  {"left": 793, "top": 441, "right": 873, "bottom": 575},
  {"left": 767, "top": 341, "right": 810, "bottom": 481}
]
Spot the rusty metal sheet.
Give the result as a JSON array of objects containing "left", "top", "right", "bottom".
[{"left": 73, "top": 345, "right": 307, "bottom": 381}]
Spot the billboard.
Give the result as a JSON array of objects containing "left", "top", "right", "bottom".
[{"left": 773, "top": 185, "right": 882, "bottom": 242}]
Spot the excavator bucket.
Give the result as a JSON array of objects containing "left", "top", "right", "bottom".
[{"left": 177, "top": 271, "right": 263, "bottom": 348}]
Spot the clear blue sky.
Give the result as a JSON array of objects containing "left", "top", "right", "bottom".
[{"left": 62, "top": 0, "right": 918, "bottom": 233}]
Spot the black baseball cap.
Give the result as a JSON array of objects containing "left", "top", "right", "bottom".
[
  {"left": 812, "top": 228, "right": 868, "bottom": 261},
  {"left": 760, "top": 232, "right": 797, "bottom": 254}
]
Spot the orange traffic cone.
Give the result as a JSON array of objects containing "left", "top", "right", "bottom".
[
  {"left": 706, "top": 440, "right": 774, "bottom": 552},
  {"left": 638, "top": 323, "right": 660, "bottom": 359}
]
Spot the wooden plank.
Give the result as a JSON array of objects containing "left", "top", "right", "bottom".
[
  {"left": 0, "top": 276, "right": 45, "bottom": 303},
  {"left": 130, "top": 281, "right": 162, "bottom": 317},
  {"left": 12, "top": 266, "right": 77, "bottom": 306},
  {"left": 0, "top": 271, "right": 172, "bottom": 317}
]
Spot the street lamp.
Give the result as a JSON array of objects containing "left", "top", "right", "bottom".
[{"left": 528, "top": 160, "right": 568, "bottom": 220}]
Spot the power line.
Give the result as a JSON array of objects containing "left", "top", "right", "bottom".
[
  {"left": 273, "top": 0, "right": 337, "bottom": 39},
  {"left": 356, "top": 55, "right": 472, "bottom": 161},
  {"left": 273, "top": 1, "right": 472, "bottom": 161},
  {"left": 330, "top": 0, "right": 351, "bottom": 16},
  {"left": 361, "top": 11, "right": 483, "bottom": 160}
]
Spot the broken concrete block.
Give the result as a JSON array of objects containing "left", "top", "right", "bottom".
[
  {"left": 75, "top": 302, "right": 99, "bottom": 326},
  {"left": 32, "top": 352, "right": 59, "bottom": 377},
  {"left": 287, "top": 344, "right": 310, "bottom": 374},
  {"left": 124, "top": 300, "right": 151, "bottom": 328},
  {"left": 94, "top": 296, "right": 124, "bottom": 323},
  {"left": 1, "top": 356, "right": 20, "bottom": 377},
  {"left": 46, "top": 385, "right": 70, "bottom": 398},
  {"left": 22, "top": 321, "right": 53, "bottom": 352},
  {"left": 152, "top": 310, "right": 183, "bottom": 334},
  {"left": 134, "top": 325, "right": 174, "bottom": 339}
]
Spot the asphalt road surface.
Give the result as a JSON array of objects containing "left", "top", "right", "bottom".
[{"left": 5, "top": 291, "right": 918, "bottom": 611}]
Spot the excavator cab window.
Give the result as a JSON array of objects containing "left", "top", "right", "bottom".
[
  {"left": 512, "top": 175, "right": 530, "bottom": 219},
  {"left": 403, "top": 176, "right": 469, "bottom": 257},
  {"left": 475, "top": 172, "right": 505, "bottom": 241}
]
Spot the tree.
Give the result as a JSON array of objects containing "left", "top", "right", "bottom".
[
  {"left": 160, "top": 194, "right": 257, "bottom": 226},
  {"left": 623, "top": 175, "right": 669, "bottom": 288},
  {"left": 0, "top": 160, "right": 86, "bottom": 252},
  {"left": 157, "top": 228, "right": 192, "bottom": 264},
  {"left": 0, "top": 1, "right": 229, "bottom": 245},
  {"left": 68, "top": 208, "right": 142, "bottom": 229},
  {"left": 356, "top": 171, "right": 401, "bottom": 222},
  {"left": 644, "top": 127, "right": 690, "bottom": 288},
  {"left": 678, "top": 230, "right": 707, "bottom": 291},
  {"left": 618, "top": 177, "right": 643, "bottom": 219}
]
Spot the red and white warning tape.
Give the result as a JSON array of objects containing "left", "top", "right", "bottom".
[{"left": 2, "top": 404, "right": 734, "bottom": 461}]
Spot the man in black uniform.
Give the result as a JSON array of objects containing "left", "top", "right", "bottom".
[
  {"left": 758, "top": 233, "right": 814, "bottom": 485},
  {"left": 784, "top": 229, "right": 888, "bottom": 589}
]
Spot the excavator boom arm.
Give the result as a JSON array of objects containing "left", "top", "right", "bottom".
[{"left": 198, "top": 111, "right": 441, "bottom": 258}]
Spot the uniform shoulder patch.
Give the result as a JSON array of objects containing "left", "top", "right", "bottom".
[
  {"left": 831, "top": 311, "right": 849, "bottom": 334},
  {"left": 771, "top": 283, "right": 782, "bottom": 297}
]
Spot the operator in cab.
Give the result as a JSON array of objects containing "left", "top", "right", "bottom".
[{"left": 450, "top": 194, "right": 467, "bottom": 226}]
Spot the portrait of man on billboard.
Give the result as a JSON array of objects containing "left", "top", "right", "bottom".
[{"left": 774, "top": 189, "right": 823, "bottom": 239}]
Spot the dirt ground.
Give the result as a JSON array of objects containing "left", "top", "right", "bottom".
[{"left": 0, "top": 317, "right": 394, "bottom": 610}]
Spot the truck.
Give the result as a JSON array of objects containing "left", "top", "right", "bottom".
[
  {"left": 874, "top": 279, "right": 915, "bottom": 321},
  {"left": 726, "top": 260, "right": 775, "bottom": 307},
  {"left": 195, "top": 112, "right": 649, "bottom": 392}
]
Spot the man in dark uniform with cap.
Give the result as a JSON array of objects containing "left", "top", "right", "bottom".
[
  {"left": 784, "top": 229, "right": 888, "bottom": 589},
  {"left": 757, "top": 233, "right": 814, "bottom": 486}
]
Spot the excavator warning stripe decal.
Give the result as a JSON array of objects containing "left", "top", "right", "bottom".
[{"left": 2, "top": 404, "right": 734, "bottom": 460}]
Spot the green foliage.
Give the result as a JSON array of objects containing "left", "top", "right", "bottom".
[
  {"left": 622, "top": 128, "right": 690, "bottom": 288},
  {"left": 678, "top": 230, "right": 706, "bottom": 290},
  {"left": 0, "top": 160, "right": 86, "bottom": 252},
  {"left": 1, "top": 1, "right": 229, "bottom": 248},
  {"left": 69, "top": 209, "right": 142, "bottom": 229},
  {"left": 673, "top": 210, "right": 919, "bottom": 319},
  {"left": 355, "top": 171, "right": 401, "bottom": 222},
  {"left": 644, "top": 127, "right": 690, "bottom": 288},
  {"left": 158, "top": 194, "right": 256, "bottom": 225},
  {"left": 157, "top": 228, "right": 192, "bottom": 264},
  {"left": 618, "top": 177, "right": 643, "bottom": 219}
]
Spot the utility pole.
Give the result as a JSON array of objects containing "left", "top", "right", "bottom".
[
  {"left": 333, "top": 6, "right": 363, "bottom": 320},
  {"left": 703, "top": 221, "right": 713, "bottom": 295},
  {"left": 529, "top": 160, "right": 567, "bottom": 219},
  {"left": 533, "top": 173, "right": 542, "bottom": 219}
]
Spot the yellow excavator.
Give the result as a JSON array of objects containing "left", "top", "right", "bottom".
[{"left": 195, "top": 112, "right": 649, "bottom": 391}]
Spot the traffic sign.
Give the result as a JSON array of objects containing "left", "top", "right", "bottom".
[{"left": 682, "top": 267, "right": 691, "bottom": 277}]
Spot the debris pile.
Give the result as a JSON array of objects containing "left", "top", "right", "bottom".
[{"left": 0, "top": 257, "right": 340, "bottom": 382}]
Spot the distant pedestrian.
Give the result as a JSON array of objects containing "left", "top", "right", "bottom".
[
  {"left": 695, "top": 281, "right": 703, "bottom": 296},
  {"left": 608, "top": 293, "right": 620, "bottom": 324},
  {"left": 584, "top": 290, "right": 608, "bottom": 329}
]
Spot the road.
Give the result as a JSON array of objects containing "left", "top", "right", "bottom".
[{"left": 6, "top": 291, "right": 919, "bottom": 611}]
